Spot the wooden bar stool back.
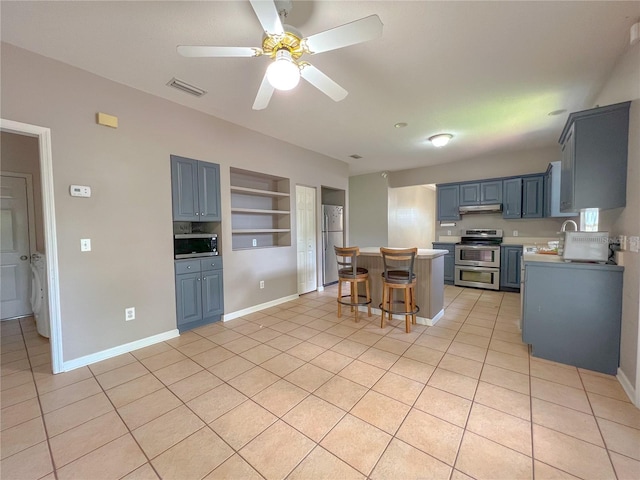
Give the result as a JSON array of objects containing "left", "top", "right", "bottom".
[
  {"left": 379, "top": 247, "right": 420, "bottom": 333},
  {"left": 334, "top": 246, "right": 372, "bottom": 322}
]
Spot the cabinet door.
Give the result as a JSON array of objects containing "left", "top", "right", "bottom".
[
  {"left": 459, "top": 183, "right": 480, "bottom": 205},
  {"left": 560, "top": 126, "right": 575, "bottom": 212},
  {"left": 437, "top": 185, "right": 460, "bottom": 221},
  {"left": 543, "top": 169, "right": 551, "bottom": 218},
  {"left": 500, "top": 246, "right": 522, "bottom": 289},
  {"left": 481, "top": 181, "right": 502, "bottom": 204},
  {"left": 198, "top": 161, "right": 221, "bottom": 221},
  {"left": 171, "top": 156, "right": 199, "bottom": 221},
  {"left": 202, "top": 270, "right": 224, "bottom": 318},
  {"left": 433, "top": 243, "right": 455, "bottom": 284},
  {"left": 502, "top": 178, "right": 522, "bottom": 219},
  {"left": 176, "top": 272, "right": 203, "bottom": 325},
  {"left": 522, "top": 176, "right": 544, "bottom": 218}
]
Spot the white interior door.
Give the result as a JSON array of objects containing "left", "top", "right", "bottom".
[
  {"left": 1, "top": 175, "right": 32, "bottom": 319},
  {"left": 296, "top": 185, "right": 317, "bottom": 294}
]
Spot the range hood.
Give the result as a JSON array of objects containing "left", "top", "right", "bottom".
[{"left": 459, "top": 204, "right": 503, "bottom": 214}]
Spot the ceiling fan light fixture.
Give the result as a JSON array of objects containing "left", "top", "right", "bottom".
[
  {"left": 429, "top": 133, "right": 453, "bottom": 147},
  {"left": 266, "top": 49, "right": 300, "bottom": 90}
]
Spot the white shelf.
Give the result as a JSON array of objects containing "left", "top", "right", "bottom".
[
  {"left": 232, "top": 229, "right": 291, "bottom": 234},
  {"left": 231, "top": 208, "right": 290, "bottom": 215},
  {"left": 230, "top": 186, "right": 290, "bottom": 198}
]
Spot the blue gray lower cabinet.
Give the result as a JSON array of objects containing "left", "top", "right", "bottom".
[
  {"left": 432, "top": 243, "right": 455, "bottom": 285},
  {"left": 175, "top": 257, "right": 224, "bottom": 332},
  {"left": 522, "top": 261, "right": 623, "bottom": 374},
  {"left": 500, "top": 245, "right": 522, "bottom": 290}
]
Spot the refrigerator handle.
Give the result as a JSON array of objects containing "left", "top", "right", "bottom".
[
  {"left": 323, "top": 213, "right": 328, "bottom": 233},
  {"left": 324, "top": 231, "right": 328, "bottom": 251}
]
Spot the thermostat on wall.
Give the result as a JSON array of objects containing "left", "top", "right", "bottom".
[{"left": 70, "top": 185, "right": 91, "bottom": 197}]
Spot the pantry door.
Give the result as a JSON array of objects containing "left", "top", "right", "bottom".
[
  {"left": 296, "top": 185, "right": 317, "bottom": 294},
  {"left": 0, "top": 174, "right": 32, "bottom": 319}
]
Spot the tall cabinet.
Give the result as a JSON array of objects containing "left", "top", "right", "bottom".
[{"left": 170, "top": 155, "right": 224, "bottom": 332}]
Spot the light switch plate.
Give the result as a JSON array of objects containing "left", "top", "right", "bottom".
[{"left": 80, "top": 238, "right": 91, "bottom": 252}]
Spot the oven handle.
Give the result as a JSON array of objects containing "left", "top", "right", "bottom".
[
  {"left": 456, "top": 245, "right": 499, "bottom": 249},
  {"left": 455, "top": 265, "right": 499, "bottom": 272}
]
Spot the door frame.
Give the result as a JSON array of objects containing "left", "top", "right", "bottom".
[
  {"left": 1, "top": 119, "right": 63, "bottom": 374},
  {"left": 0, "top": 172, "right": 38, "bottom": 319}
]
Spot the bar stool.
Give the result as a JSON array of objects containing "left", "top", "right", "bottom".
[
  {"left": 379, "top": 247, "right": 420, "bottom": 333},
  {"left": 334, "top": 246, "right": 372, "bottom": 322}
]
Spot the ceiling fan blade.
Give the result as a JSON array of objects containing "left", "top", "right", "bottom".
[
  {"left": 304, "top": 14, "right": 383, "bottom": 54},
  {"left": 300, "top": 64, "right": 348, "bottom": 102},
  {"left": 177, "top": 46, "right": 261, "bottom": 58},
  {"left": 249, "top": 0, "right": 284, "bottom": 36},
  {"left": 253, "top": 72, "right": 275, "bottom": 110}
]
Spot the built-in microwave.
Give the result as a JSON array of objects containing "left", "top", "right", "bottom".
[{"left": 174, "top": 234, "right": 218, "bottom": 259}]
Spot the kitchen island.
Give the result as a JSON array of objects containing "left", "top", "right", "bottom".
[{"left": 357, "top": 247, "right": 448, "bottom": 326}]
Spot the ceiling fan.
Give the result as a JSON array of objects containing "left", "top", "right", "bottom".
[{"left": 177, "top": 0, "right": 383, "bottom": 110}]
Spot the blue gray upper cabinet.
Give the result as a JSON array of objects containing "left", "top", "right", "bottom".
[
  {"left": 521, "top": 175, "right": 544, "bottom": 218},
  {"left": 171, "top": 155, "right": 221, "bottom": 222},
  {"left": 502, "top": 178, "right": 522, "bottom": 219},
  {"left": 559, "top": 101, "right": 630, "bottom": 212},
  {"left": 459, "top": 180, "right": 502, "bottom": 205},
  {"left": 437, "top": 184, "right": 460, "bottom": 221}
]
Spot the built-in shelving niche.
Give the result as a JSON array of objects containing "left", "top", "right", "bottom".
[{"left": 230, "top": 167, "right": 291, "bottom": 250}]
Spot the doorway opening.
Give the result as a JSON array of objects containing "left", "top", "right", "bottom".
[{"left": 1, "top": 119, "right": 63, "bottom": 373}]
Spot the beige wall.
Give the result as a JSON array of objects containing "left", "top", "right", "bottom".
[
  {"left": 593, "top": 41, "right": 640, "bottom": 394},
  {"left": 1, "top": 132, "right": 45, "bottom": 252},
  {"left": 388, "top": 185, "right": 436, "bottom": 248},
  {"left": 388, "top": 146, "right": 559, "bottom": 188},
  {"left": 1, "top": 43, "right": 348, "bottom": 362},
  {"left": 348, "top": 173, "right": 388, "bottom": 247}
]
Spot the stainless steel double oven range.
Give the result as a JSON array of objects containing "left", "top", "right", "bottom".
[{"left": 454, "top": 229, "right": 503, "bottom": 290}]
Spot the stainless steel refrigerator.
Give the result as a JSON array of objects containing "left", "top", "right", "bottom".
[{"left": 322, "top": 205, "right": 344, "bottom": 286}]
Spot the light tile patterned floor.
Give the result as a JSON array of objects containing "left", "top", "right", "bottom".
[{"left": 1, "top": 285, "right": 639, "bottom": 480}]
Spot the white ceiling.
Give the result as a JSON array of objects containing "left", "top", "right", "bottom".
[{"left": 2, "top": 1, "right": 639, "bottom": 175}]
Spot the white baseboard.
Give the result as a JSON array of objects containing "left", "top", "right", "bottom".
[
  {"left": 62, "top": 329, "right": 180, "bottom": 372},
  {"left": 223, "top": 294, "right": 300, "bottom": 321},
  {"left": 317, "top": 286, "right": 325, "bottom": 292},
  {"left": 617, "top": 367, "right": 639, "bottom": 407},
  {"left": 359, "top": 306, "right": 444, "bottom": 327}
]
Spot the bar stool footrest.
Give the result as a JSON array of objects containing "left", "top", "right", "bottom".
[
  {"left": 379, "top": 301, "right": 420, "bottom": 316},
  {"left": 338, "top": 295, "right": 372, "bottom": 307}
]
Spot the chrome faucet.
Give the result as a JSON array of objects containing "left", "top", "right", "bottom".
[{"left": 561, "top": 220, "right": 578, "bottom": 232}]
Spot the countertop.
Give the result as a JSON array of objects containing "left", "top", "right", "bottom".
[
  {"left": 359, "top": 247, "right": 448, "bottom": 259},
  {"left": 437, "top": 236, "right": 561, "bottom": 246},
  {"left": 523, "top": 252, "right": 623, "bottom": 271}
]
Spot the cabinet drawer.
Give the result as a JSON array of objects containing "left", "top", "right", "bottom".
[
  {"left": 201, "top": 257, "right": 223, "bottom": 272},
  {"left": 175, "top": 259, "right": 201, "bottom": 275}
]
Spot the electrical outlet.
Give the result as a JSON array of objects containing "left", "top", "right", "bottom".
[
  {"left": 619, "top": 235, "right": 628, "bottom": 250},
  {"left": 259, "top": 280, "right": 265, "bottom": 289},
  {"left": 513, "top": 230, "right": 519, "bottom": 237},
  {"left": 447, "top": 230, "right": 452, "bottom": 236},
  {"left": 80, "top": 238, "right": 91, "bottom": 251},
  {"left": 629, "top": 236, "right": 640, "bottom": 253},
  {"left": 125, "top": 307, "right": 135, "bottom": 321},
  {"left": 252, "top": 238, "right": 257, "bottom": 247}
]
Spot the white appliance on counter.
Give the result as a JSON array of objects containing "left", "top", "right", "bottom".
[
  {"left": 454, "top": 228, "right": 502, "bottom": 290},
  {"left": 321, "top": 205, "right": 344, "bottom": 285},
  {"left": 562, "top": 231, "right": 610, "bottom": 263}
]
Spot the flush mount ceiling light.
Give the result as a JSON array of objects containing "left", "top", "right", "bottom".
[
  {"left": 394, "top": 122, "right": 408, "bottom": 128},
  {"left": 548, "top": 109, "right": 567, "bottom": 116},
  {"left": 266, "top": 50, "right": 300, "bottom": 90},
  {"left": 429, "top": 133, "right": 453, "bottom": 147}
]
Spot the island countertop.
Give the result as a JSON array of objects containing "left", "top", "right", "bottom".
[{"left": 358, "top": 247, "right": 449, "bottom": 259}]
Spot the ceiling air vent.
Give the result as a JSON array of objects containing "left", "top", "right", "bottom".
[{"left": 166, "top": 77, "right": 207, "bottom": 97}]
